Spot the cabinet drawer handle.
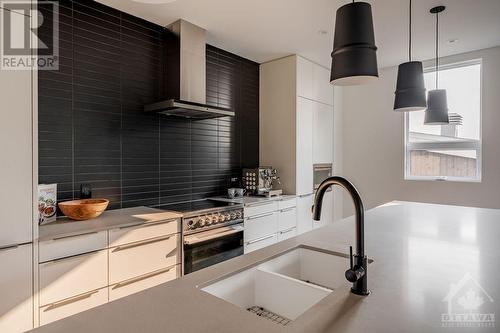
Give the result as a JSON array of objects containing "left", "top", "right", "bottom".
[
  {"left": 115, "top": 223, "right": 142, "bottom": 231},
  {"left": 112, "top": 235, "right": 174, "bottom": 252},
  {"left": 42, "top": 249, "right": 101, "bottom": 264},
  {"left": 52, "top": 231, "right": 99, "bottom": 241},
  {"left": 280, "top": 207, "right": 295, "bottom": 213},
  {"left": 246, "top": 202, "right": 274, "bottom": 208},
  {"left": 0, "top": 242, "right": 30, "bottom": 252},
  {"left": 117, "top": 219, "right": 177, "bottom": 231},
  {"left": 44, "top": 290, "right": 100, "bottom": 311},
  {"left": 280, "top": 227, "right": 296, "bottom": 234},
  {"left": 0, "top": 244, "right": 19, "bottom": 252},
  {"left": 246, "top": 234, "right": 275, "bottom": 245},
  {"left": 112, "top": 266, "right": 175, "bottom": 290},
  {"left": 246, "top": 212, "right": 274, "bottom": 220}
]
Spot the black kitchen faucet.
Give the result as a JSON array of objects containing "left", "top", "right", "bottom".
[{"left": 312, "top": 176, "right": 370, "bottom": 296}]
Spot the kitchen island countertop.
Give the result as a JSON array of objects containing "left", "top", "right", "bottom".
[{"left": 30, "top": 201, "right": 500, "bottom": 332}]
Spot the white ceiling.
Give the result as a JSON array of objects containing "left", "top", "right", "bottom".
[{"left": 97, "top": 0, "right": 500, "bottom": 69}]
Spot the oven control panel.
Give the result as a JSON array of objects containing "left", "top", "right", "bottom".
[{"left": 184, "top": 209, "right": 243, "bottom": 232}]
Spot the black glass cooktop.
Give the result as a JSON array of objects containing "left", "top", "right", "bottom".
[{"left": 158, "top": 200, "right": 242, "bottom": 215}]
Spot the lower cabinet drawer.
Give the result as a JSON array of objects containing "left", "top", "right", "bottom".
[
  {"left": 278, "top": 197, "right": 296, "bottom": 210},
  {"left": 39, "top": 231, "right": 107, "bottom": 263},
  {"left": 109, "top": 219, "right": 180, "bottom": 248},
  {"left": 39, "top": 250, "right": 108, "bottom": 307},
  {"left": 244, "top": 212, "right": 278, "bottom": 242},
  {"left": 278, "top": 227, "right": 297, "bottom": 242},
  {"left": 244, "top": 234, "right": 277, "bottom": 254},
  {"left": 278, "top": 207, "right": 297, "bottom": 231},
  {"left": 109, "top": 264, "right": 180, "bottom": 302},
  {"left": 39, "top": 288, "right": 108, "bottom": 326},
  {"left": 244, "top": 202, "right": 278, "bottom": 218},
  {"left": 109, "top": 234, "right": 179, "bottom": 284}
]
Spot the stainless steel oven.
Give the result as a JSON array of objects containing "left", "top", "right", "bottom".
[
  {"left": 183, "top": 223, "right": 244, "bottom": 274},
  {"left": 314, "top": 163, "right": 333, "bottom": 190},
  {"left": 167, "top": 200, "right": 244, "bottom": 275}
]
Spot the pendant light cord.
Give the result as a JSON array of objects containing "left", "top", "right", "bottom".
[
  {"left": 435, "top": 9, "right": 439, "bottom": 89},
  {"left": 409, "top": 0, "right": 412, "bottom": 61}
]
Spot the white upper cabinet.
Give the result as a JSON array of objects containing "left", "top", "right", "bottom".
[
  {"left": 296, "top": 56, "right": 314, "bottom": 99},
  {"left": 0, "top": 66, "right": 33, "bottom": 245},
  {"left": 0, "top": 244, "right": 33, "bottom": 332},
  {"left": 296, "top": 98, "right": 314, "bottom": 195},
  {"left": 312, "top": 102, "right": 334, "bottom": 164},
  {"left": 297, "top": 56, "right": 333, "bottom": 106},
  {"left": 312, "top": 64, "right": 334, "bottom": 106}
]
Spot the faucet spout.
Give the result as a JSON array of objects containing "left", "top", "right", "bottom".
[{"left": 312, "top": 176, "right": 369, "bottom": 296}]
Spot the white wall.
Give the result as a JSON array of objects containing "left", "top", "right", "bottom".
[{"left": 338, "top": 46, "right": 500, "bottom": 216}]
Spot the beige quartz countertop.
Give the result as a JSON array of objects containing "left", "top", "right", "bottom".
[
  {"left": 38, "top": 206, "right": 183, "bottom": 242},
  {"left": 210, "top": 194, "right": 297, "bottom": 206},
  {"left": 31, "top": 201, "right": 500, "bottom": 332}
]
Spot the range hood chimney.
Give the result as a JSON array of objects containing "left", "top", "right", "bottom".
[{"left": 144, "top": 20, "right": 234, "bottom": 119}]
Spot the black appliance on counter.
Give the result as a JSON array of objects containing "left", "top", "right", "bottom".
[{"left": 161, "top": 200, "right": 244, "bottom": 275}]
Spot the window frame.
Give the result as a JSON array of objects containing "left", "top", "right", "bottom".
[{"left": 404, "top": 59, "right": 483, "bottom": 183}]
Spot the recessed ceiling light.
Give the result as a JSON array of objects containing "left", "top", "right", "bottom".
[
  {"left": 448, "top": 38, "right": 459, "bottom": 44},
  {"left": 318, "top": 30, "right": 328, "bottom": 35}
]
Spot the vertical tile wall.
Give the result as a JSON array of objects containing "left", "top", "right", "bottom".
[{"left": 38, "top": 0, "right": 259, "bottom": 210}]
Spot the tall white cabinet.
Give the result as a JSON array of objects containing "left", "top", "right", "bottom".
[
  {"left": 296, "top": 98, "right": 314, "bottom": 195},
  {"left": 0, "top": 244, "right": 33, "bottom": 332},
  {"left": 0, "top": 5, "right": 36, "bottom": 332},
  {"left": 0, "top": 44, "right": 34, "bottom": 248},
  {"left": 260, "top": 55, "right": 334, "bottom": 233}
]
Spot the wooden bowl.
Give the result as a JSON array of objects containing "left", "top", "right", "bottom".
[{"left": 58, "top": 199, "right": 109, "bottom": 221}]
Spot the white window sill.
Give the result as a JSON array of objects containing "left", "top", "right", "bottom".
[{"left": 404, "top": 176, "right": 482, "bottom": 183}]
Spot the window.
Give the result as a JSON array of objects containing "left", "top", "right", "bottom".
[{"left": 405, "top": 60, "right": 482, "bottom": 182}]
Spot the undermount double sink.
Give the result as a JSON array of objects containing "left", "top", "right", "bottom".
[{"left": 200, "top": 246, "right": 373, "bottom": 323}]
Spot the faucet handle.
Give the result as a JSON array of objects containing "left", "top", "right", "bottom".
[
  {"left": 349, "top": 245, "right": 353, "bottom": 269},
  {"left": 345, "top": 245, "right": 366, "bottom": 283}
]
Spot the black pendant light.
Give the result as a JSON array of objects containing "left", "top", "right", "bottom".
[
  {"left": 330, "top": 1, "right": 378, "bottom": 86},
  {"left": 424, "top": 6, "right": 449, "bottom": 125},
  {"left": 394, "top": 0, "right": 426, "bottom": 111}
]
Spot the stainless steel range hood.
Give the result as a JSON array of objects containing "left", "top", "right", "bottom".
[
  {"left": 144, "top": 20, "right": 234, "bottom": 119},
  {"left": 144, "top": 100, "right": 234, "bottom": 119}
]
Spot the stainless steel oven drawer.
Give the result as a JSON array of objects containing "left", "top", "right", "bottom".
[{"left": 183, "top": 224, "right": 244, "bottom": 274}]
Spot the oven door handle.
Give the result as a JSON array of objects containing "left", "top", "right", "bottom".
[
  {"left": 314, "top": 167, "right": 332, "bottom": 172},
  {"left": 184, "top": 225, "right": 244, "bottom": 245}
]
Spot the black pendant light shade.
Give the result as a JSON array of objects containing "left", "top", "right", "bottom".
[
  {"left": 393, "top": 0, "right": 426, "bottom": 111},
  {"left": 424, "top": 89, "right": 449, "bottom": 124},
  {"left": 394, "top": 61, "right": 427, "bottom": 111},
  {"left": 424, "top": 5, "right": 449, "bottom": 125},
  {"left": 330, "top": 2, "right": 379, "bottom": 86}
]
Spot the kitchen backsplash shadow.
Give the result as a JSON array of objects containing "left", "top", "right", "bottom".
[{"left": 38, "top": 0, "right": 259, "bottom": 210}]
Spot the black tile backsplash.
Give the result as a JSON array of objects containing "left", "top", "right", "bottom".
[{"left": 38, "top": 0, "right": 259, "bottom": 210}]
